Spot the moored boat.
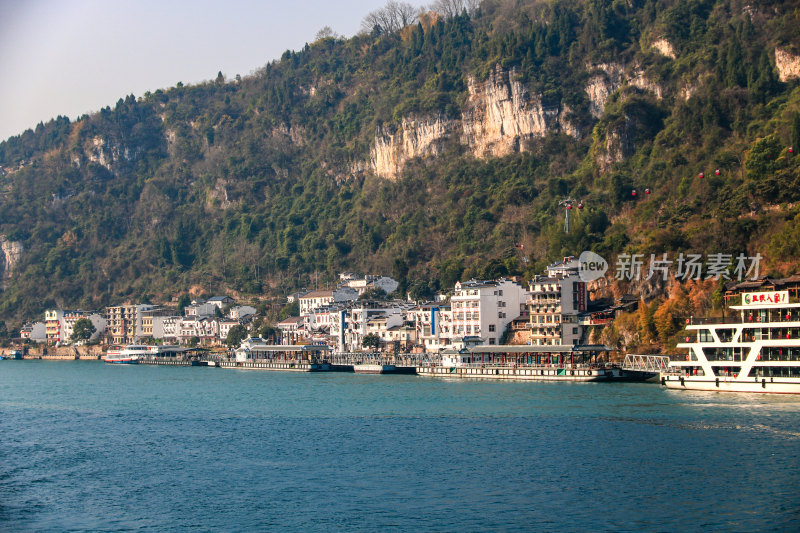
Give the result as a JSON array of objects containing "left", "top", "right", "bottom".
[
  {"left": 418, "top": 344, "right": 638, "bottom": 382},
  {"left": 354, "top": 363, "right": 396, "bottom": 374},
  {"left": 103, "top": 344, "right": 151, "bottom": 364},
  {"left": 663, "top": 289, "right": 800, "bottom": 394}
]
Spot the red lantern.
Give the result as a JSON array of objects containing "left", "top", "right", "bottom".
[
  {"left": 644, "top": 188, "right": 651, "bottom": 195},
  {"left": 790, "top": 147, "right": 794, "bottom": 154},
  {"left": 698, "top": 172, "right": 705, "bottom": 178},
  {"left": 566, "top": 204, "right": 572, "bottom": 210},
  {"left": 715, "top": 169, "right": 721, "bottom": 176},
  {"left": 577, "top": 202, "right": 584, "bottom": 209},
  {"left": 632, "top": 189, "right": 638, "bottom": 197}
]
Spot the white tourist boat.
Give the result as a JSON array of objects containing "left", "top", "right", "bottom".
[
  {"left": 353, "top": 363, "right": 396, "bottom": 374},
  {"left": 418, "top": 345, "right": 636, "bottom": 381},
  {"left": 664, "top": 290, "right": 800, "bottom": 393},
  {"left": 103, "top": 344, "right": 152, "bottom": 364}
]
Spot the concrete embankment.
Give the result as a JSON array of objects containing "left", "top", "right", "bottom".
[{"left": 10, "top": 345, "right": 104, "bottom": 360}]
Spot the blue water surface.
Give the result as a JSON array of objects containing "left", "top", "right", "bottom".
[{"left": 1, "top": 360, "right": 799, "bottom": 532}]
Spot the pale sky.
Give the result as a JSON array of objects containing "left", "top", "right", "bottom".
[{"left": 0, "top": 0, "right": 427, "bottom": 142}]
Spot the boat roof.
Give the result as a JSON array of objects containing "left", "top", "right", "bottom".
[
  {"left": 246, "top": 344, "right": 331, "bottom": 352},
  {"left": 469, "top": 344, "right": 612, "bottom": 354}
]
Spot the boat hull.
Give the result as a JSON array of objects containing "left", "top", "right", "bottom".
[
  {"left": 354, "top": 364, "right": 396, "bottom": 374},
  {"left": 662, "top": 374, "right": 800, "bottom": 394},
  {"left": 104, "top": 357, "right": 139, "bottom": 364},
  {"left": 417, "top": 365, "right": 639, "bottom": 381}
]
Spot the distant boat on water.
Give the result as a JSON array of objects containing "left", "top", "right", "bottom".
[{"left": 103, "top": 345, "right": 151, "bottom": 364}]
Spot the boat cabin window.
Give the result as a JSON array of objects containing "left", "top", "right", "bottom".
[
  {"left": 698, "top": 329, "right": 713, "bottom": 342},
  {"left": 759, "top": 347, "right": 800, "bottom": 361},
  {"left": 716, "top": 328, "right": 734, "bottom": 342},
  {"left": 711, "top": 366, "right": 741, "bottom": 377},
  {"left": 683, "top": 366, "right": 705, "bottom": 376},
  {"left": 702, "top": 347, "right": 745, "bottom": 361},
  {"left": 748, "top": 366, "right": 800, "bottom": 378}
]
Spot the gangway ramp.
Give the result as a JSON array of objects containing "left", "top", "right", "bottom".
[{"left": 622, "top": 354, "right": 671, "bottom": 373}]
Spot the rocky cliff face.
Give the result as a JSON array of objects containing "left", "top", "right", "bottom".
[
  {"left": 371, "top": 116, "right": 456, "bottom": 180},
  {"left": 775, "top": 48, "right": 800, "bottom": 82},
  {"left": 368, "top": 64, "right": 665, "bottom": 180},
  {"left": 586, "top": 63, "right": 663, "bottom": 118},
  {"left": 0, "top": 236, "right": 23, "bottom": 287},
  {"left": 369, "top": 66, "right": 577, "bottom": 180},
  {"left": 460, "top": 66, "right": 569, "bottom": 157}
]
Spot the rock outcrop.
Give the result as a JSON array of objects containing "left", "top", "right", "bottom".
[
  {"left": 586, "top": 63, "right": 663, "bottom": 118},
  {"left": 371, "top": 117, "right": 456, "bottom": 180},
  {"left": 651, "top": 38, "right": 676, "bottom": 59},
  {"left": 775, "top": 48, "right": 800, "bottom": 82},
  {"left": 369, "top": 66, "right": 576, "bottom": 180},
  {"left": 0, "top": 236, "right": 23, "bottom": 287}
]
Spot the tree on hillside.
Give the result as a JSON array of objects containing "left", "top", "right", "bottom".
[
  {"left": 70, "top": 318, "right": 96, "bottom": 343},
  {"left": 358, "top": 287, "right": 387, "bottom": 300},
  {"left": 177, "top": 294, "right": 192, "bottom": 316},
  {"left": 361, "top": 1, "right": 418, "bottom": 35},
  {"left": 430, "top": 0, "right": 480, "bottom": 18}
]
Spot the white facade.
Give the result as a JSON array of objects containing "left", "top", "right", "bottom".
[
  {"left": 151, "top": 316, "right": 181, "bottom": 342},
  {"left": 527, "top": 265, "right": 587, "bottom": 346},
  {"left": 450, "top": 279, "right": 529, "bottom": 346},
  {"left": 410, "top": 304, "right": 451, "bottom": 352},
  {"left": 45, "top": 310, "right": 106, "bottom": 343},
  {"left": 218, "top": 319, "right": 240, "bottom": 341}
]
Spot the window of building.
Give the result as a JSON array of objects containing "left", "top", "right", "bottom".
[
  {"left": 489, "top": 324, "right": 495, "bottom": 332},
  {"left": 489, "top": 338, "right": 495, "bottom": 345}
]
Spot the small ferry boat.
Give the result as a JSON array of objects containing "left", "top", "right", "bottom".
[
  {"left": 664, "top": 289, "right": 800, "bottom": 394},
  {"left": 103, "top": 345, "right": 150, "bottom": 364}
]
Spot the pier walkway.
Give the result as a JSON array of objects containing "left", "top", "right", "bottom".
[{"left": 622, "top": 354, "right": 671, "bottom": 373}]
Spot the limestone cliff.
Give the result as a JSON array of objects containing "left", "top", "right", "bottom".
[
  {"left": 369, "top": 66, "right": 576, "bottom": 180},
  {"left": 585, "top": 63, "right": 663, "bottom": 118},
  {"left": 775, "top": 48, "right": 800, "bottom": 82},
  {"left": 370, "top": 116, "right": 456, "bottom": 180},
  {"left": 0, "top": 236, "right": 23, "bottom": 287}
]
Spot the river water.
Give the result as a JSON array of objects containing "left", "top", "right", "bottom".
[{"left": 1, "top": 360, "right": 799, "bottom": 531}]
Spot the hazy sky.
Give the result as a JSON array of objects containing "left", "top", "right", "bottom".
[{"left": 0, "top": 0, "right": 427, "bottom": 142}]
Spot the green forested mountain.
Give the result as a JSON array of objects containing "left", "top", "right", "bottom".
[{"left": 1, "top": 0, "right": 799, "bottom": 326}]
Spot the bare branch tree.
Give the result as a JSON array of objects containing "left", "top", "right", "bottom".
[
  {"left": 429, "top": 0, "right": 480, "bottom": 19},
  {"left": 360, "top": 1, "right": 420, "bottom": 35}
]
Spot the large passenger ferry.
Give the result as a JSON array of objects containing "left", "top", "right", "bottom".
[{"left": 664, "top": 289, "right": 800, "bottom": 393}]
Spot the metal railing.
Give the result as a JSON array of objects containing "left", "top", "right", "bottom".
[{"left": 622, "top": 354, "right": 671, "bottom": 373}]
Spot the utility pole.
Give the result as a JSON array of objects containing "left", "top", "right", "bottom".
[{"left": 558, "top": 198, "right": 583, "bottom": 233}]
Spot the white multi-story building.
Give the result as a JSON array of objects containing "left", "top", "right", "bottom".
[
  {"left": 218, "top": 318, "right": 241, "bottom": 341},
  {"left": 149, "top": 315, "right": 181, "bottom": 343},
  {"left": 450, "top": 279, "right": 529, "bottom": 346},
  {"left": 409, "top": 303, "right": 451, "bottom": 352},
  {"left": 527, "top": 258, "right": 588, "bottom": 346},
  {"left": 44, "top": 310, "right": 106, "bottom": 343},
  {"left": 278, "top": 316, "right": 307, "bottom": 345},
  {"left": 106, "top": 304, "right": 154, "bottom": 344}
]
